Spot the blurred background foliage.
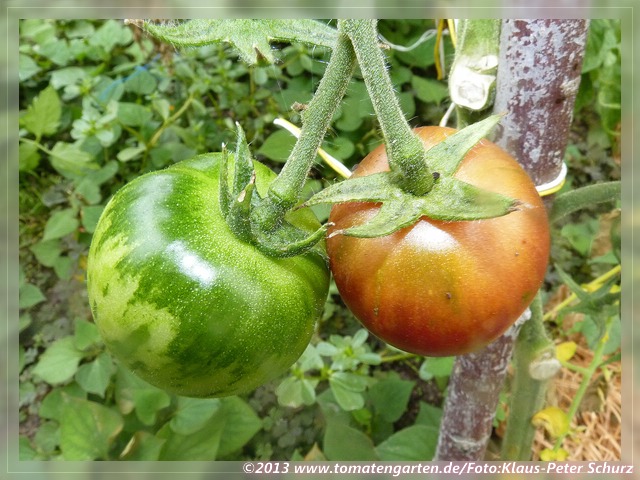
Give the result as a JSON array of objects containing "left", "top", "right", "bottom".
[{"left": 18, "top": 19, "right": 620, "bottom": 461}]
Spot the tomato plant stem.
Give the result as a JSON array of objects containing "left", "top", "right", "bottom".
[
  {"left": 501, "top": 294, "right": 557, "bottom": 460},
  {"left": 340, "top": 19, "right": 434, "bottom": 196},
  {"left": 257, "top": 31, "right": 356, "bottom": 229}
]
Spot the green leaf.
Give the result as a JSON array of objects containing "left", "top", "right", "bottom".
[
  {"left": 580, "top": 315, "right": 621, "bottom": 355},
  {"left": 49, "top": 142, "right": 98, "bottom": 178},
  {"left": 170, "top": 397, "right": 221, "bottom": 435},
  {"left": 49, "top": 66, "right": 88, "bottom": 90},
  {"left": 19, "top": 53, "right": 41, "bottom": 81},
  {"left": 75, "top": 352, "right": 115, "bottom": 397},
  {"left": 375, "top": 425, "right": 439, "bottom": 460},
  {"left": 133, "top": 388, "right": 172, "bottom": 426},
  {"left": 297, "top": 344, "right": 325, "bottom": 372},
  {"left": 19, "top": 436, "right": 38, "bottom": 460},
  {"left": 29, "top": 239, "right": 61, "bottom": 267},
  {"left": 329, "top": 372, "right": 368, "bottom": 411},
  {"left": 412, "top": 76, "right": 449, "bottom": 104},
  {"left": 124, "top": 68, "right": 157, "bottom": 95},
  {"left": 81, "top": 205, "right": 105, "bottom": 233},
  {"left": 53, "top": 255, "right": 74, "bottom": 280},
  {"left": 323, "top": 136, "right": 355, "bottom": 161},
  {"left": 75, "top": 161, "right": 119, "bottom": 204},
  {"left": 42, "top": 208, "right": 79, "bottom": 242},
  {"left": 19, "top": 141, "right": 41, "bottom": 172},
  {"left": 59, "top": 395, "right": 123, "bottom": 460},
  {"left": 39, "top": 38, "right": 73, "bottom": 67},
  {"left": 116, "top": 146, "right": 145, "bottom": 163},
  {"left": 19, "top": 283, "right": 46, "bottom": 309},
  {"left": 217, "top": 396, "right": 263, "bottom": 458},
  {"left": 142, "top": 19, "right": 337, "bottom": 65},
  {"left": 39, "top": 383, "right": 86, "bottom": 421},
  {"left": 114, "top": 365, "right": 171, "bottom": 421},
  {"left": 419, "top": 356, "right": 455, "bottom": 381},
  {"left": 74, "top": 319, "right": 102, "bottom": 350},
  {"left": 22, "top": 85, "right": 61, "bottom": 139},
  {"left": 368, "top": 378, "right": 415, "bottom": 423},
  {"left": 118, "top": 102, "right": 153, "bottom": 126},
  {"left": 88, "top": 19, "right": 133, "bottom": 51},
  {"left": 257, "top": 129, "right": 296, "bottom": 163},
  {"left": 323, "top": 421, "right": 378, "bottom": 461},
  {"left": 276, "top": 376, "right": 318, "bottom": 408},
  {"left": 158, "top": 412, "right": 225, "bottom": 461},
  {"left": 20, "top": 313, "right": 32, "bottom": 333},
  {"left": 120, "top": 432, "right": 165, "bottom": 461},
  {"left": 560, "top": 221, "right": 598, "bottom": 257},
  {"left": 415, "top": 401, "right": 443, "bottom": 429},
  {"left": 32, "top": 337, "right": 85, "bottom": 384}
]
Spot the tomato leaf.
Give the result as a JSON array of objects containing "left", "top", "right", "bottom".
[{"left": 139, "top": 19, "right": 337, "bottom": 65}]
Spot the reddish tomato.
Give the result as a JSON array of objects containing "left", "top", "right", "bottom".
[{"left": 327, "top": 126, "right": 550, "bottom": 357}]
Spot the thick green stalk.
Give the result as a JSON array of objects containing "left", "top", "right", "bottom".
[
  {"left": 449, "top": 19, "right": 501, "bottom": 129},
  {"left": 254, "top": 31, "right": 356, "bottom": 230},
  {"left": 340, "top": 19, "right": 434, "bottom": 196},
  {"left": 501, "top": 293, "right": 558, "bottom": 460}
]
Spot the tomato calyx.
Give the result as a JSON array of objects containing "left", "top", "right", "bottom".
[
  {"left": 219, "top": 125, "right": 330, "bottom": 258},
  {"left": 302, "top": 114, "right": 521, "bottom": 238}
]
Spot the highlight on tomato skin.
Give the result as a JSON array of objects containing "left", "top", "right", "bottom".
[{"left": 327, "top": 126, "right": 551, "bottom": 357}]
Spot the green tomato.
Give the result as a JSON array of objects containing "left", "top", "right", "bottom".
[{"left": 87, "top": 154, "right": 329, "bottom": 398}]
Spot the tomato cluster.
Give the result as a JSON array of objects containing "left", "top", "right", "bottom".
[{"left": 88, "top": 126, "right": 549, "bottom": 397}]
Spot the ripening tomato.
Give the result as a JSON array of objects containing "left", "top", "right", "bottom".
[
  {"left": 87, "top": 154, "right": 329, "bottom": 397},
  {"left": 327, "top": 126, "right": 550, "bottom": 357}
]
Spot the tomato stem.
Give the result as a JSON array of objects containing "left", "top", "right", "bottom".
[
  {"left": 340, "top": 19, "right": 434, "bottom": 196},
  {"left": 254, "top": 30, "right": 356, "bottom": 230},
  {"left": 501, "top": 293, "right": 557, "bottom": 460}
]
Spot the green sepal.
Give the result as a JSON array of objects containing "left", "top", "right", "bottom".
[
  {"left": 218, "top": 146, "right": 232, "bottom": 218},
  {"left": 251, "top": 219, "right": 330, "bottom": 259},
  {"left": 305, "top": 170, "right": 518, "bottom": 238},
  {"left": 219, "top": 126, "right": 259, "bottom": 242},
  {"left": 302, "top": 172, "right": 405, "bottom": 206},
  {"left": 138, "top": 19, "right": 337, "bottom": 65},
  {"left": 231, "top": 124, "right": 255, "bottom": 198},
  {"left": 328, "top": 197, "right": 422, "bottom": 239},
  {"left": 218, "top": 124, "right": 329, "bottom": 258},
  {"left": 426, "top": 114, "right": 503, "bottom": 176}
]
